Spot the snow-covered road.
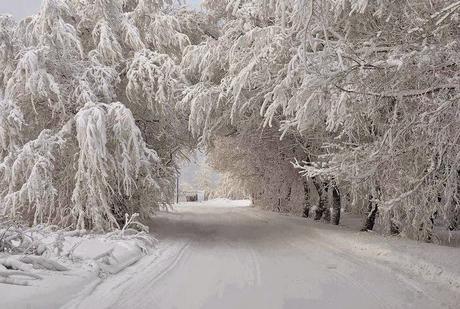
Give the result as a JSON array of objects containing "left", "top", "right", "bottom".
[{"left": 62, "top": 203, "right": 460, "bottom": 309}]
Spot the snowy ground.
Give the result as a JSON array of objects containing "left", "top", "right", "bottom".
[
  {"left": 0, "top": 219, "right": 155, "bottom": 309},
  {"left": 175, "top": 198, "right": 252, "bottom": 208},
  {"left": 3, "top": 199, "right": 460, "bottom": 309}
]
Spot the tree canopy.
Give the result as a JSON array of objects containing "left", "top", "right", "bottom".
[{"left": 1, "top": 0, "right": 459, "bottom": 240}]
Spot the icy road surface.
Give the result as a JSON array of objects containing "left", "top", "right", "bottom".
[{"left": 63, "top": 202, "right": 460, "bottom": 309}]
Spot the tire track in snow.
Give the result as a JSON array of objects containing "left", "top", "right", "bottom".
[
  {"left": 113, "top": 241, "right": 191, "bottom": 308},
  {"left": 248, "top": 247, "right": 262, "bottom": 286},
  {"left": 61, "top": 241, "right": 190, "bottom": 309},
  {"left": 60, "top": 279, "right": 104, "bottom": 309},
  {"left": 112, "top": 241, "right": 189, "bottom": 291},
  {"left": 144, "top": 241, "right": 191, "bottom": 285}
]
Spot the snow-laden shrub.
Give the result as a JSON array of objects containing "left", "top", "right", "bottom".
[
  {"left": 0, "top": 102, "right": 169, "bottom": 231},
  {"left": 72, "top": 102, "right": 165, "bottom": 230},
  {"left": 0, "top": 212, "right": 157, "bottom": 286}
]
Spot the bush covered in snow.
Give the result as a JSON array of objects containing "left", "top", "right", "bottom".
[{"left": 0, "top": 213, "right": 155, "bottom": 286}]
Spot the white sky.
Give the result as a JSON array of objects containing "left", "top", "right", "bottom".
[
  {"left": 0, "top": 0, "right": 202, "bottom": 19},
  {"left": 0, "top": 0, "right": 41, "bottom": 19}
]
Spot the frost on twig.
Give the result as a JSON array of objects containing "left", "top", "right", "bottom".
[{"left": 105, "top": 213, "right": 157, "bottom": 253}]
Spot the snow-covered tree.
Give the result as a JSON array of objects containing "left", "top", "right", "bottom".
[
  {"left": 196, "top": 160, "right": 216, "bottom": 199},
  {"left": 0, "top": 0, "right": 204, "bottom": 230},
  {"left": 181, "top": 0, "right": 460, "bottom": 241},
  {"left": 210, "top": 172, "right": 248, "bottom": 200},
  {"left": 2, "top": 0, "right": 458, "bottom": 241}
]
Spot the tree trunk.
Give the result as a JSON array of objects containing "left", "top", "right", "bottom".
[
  {"left": 276, "top": 186, "right": 281, "bottom": 212},
  {"left": 424, "top": 214, "right": 435, "bottom": 242},
  {"left": 361, "top": 195, "right": 378, "bottom": 231},
  {"left": 302, "top": 179, "right": 311, "bottom": 218},
  {"left": 313, "top": 179, "right": 329, "bottom": 222},
  {"left": 448, "top": 213, "right": 459, "bottom": 231},
  {"left": 389, "top": 212, "right": 400, "bottom": 235},
  {"left": 343, "top": 191, "right": 351, "bottom": 212},
  {"left": 331, "top": 183, "right": 341, "bottom": 225},
  {"left": 286, "top": 185, "right": 292, "bottom": 206},
  {"left": 322, "top": 182, "right": 331, "bottom": 223},
  {"left": 361, "top": 187, "right": 381, "bottom": 231},
  {"left": 448, "top": 172, "right": 460, "bottom": 230}
]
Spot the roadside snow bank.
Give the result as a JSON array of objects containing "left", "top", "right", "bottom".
[
  {"left": 0, "top": 214, "right": 156, "bottom": 309},
  {"left": 278, "top": 212, "right": 460, "bottom": 295},
  {"left": 321, "top": 228, "right": 460, "bottom": 293},
  {"left": 244, "top": 208, "right": 460, "bottom": 296},
  {"left": 70, "top": 238, "right": 146, "bottom": 275}
]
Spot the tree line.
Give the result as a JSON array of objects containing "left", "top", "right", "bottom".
[{"left": 0, "top": 0, "right": 458, "bottom": 241}]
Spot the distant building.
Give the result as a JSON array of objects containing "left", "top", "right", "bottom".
[{"left": 179, "top": 190, "right": 206, "bottom": 203}]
